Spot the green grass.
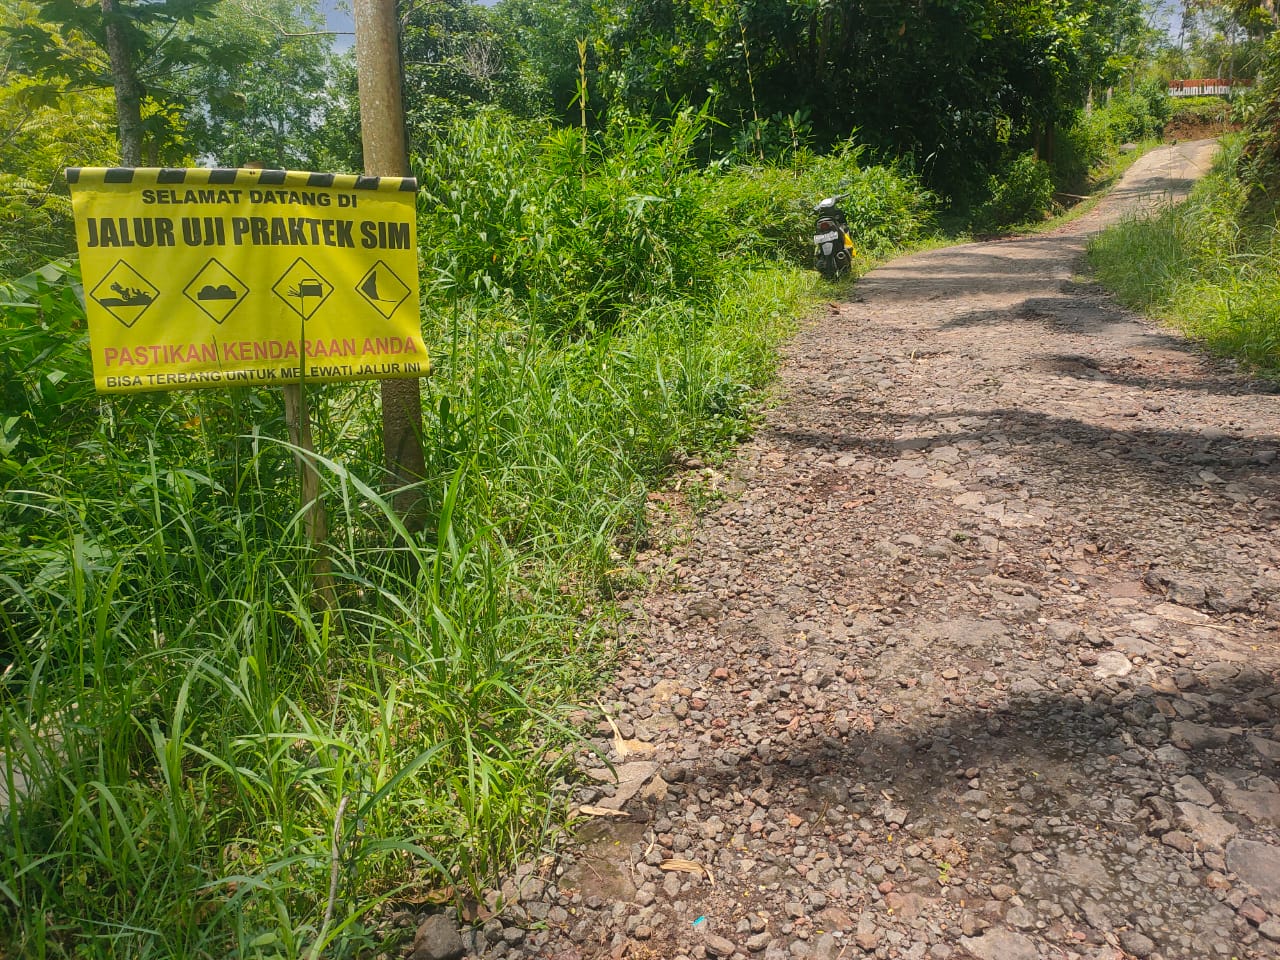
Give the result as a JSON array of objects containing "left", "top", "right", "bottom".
[
  {"left": 1088, "top": 136, "right": 1280, "bottom": 374},
  {"left": 0, "top": 108, "right": 933, "bottom": 958},
  {"left": 0, "top": 252, "right": 812, "bottom": 960}
]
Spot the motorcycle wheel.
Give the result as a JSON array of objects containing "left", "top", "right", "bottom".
[{"left": 815, "top": 255, "right": 837, "bottom": 280}]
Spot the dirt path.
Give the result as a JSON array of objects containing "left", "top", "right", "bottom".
[{"left": 442, "top": 141, "right": 1280, "bottom": 960}]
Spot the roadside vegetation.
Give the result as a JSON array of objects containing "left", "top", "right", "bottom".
[
  {"left": 1089, "top": 34, "right": 1280, "bottom": 374},
  {"left": 0, "top": 106, "right": 936, "bottom": 958},
  {"left": 1, "top": 0, "right": 1276, "bottom": 956}
]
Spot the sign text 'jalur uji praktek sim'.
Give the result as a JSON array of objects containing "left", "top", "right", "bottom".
[{"left": 66, "top": 166, "right": 425, "bottom": 393}]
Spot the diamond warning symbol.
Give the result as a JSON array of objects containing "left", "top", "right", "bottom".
[
  {"left": 355, "top": 260, "right": 411, "bottom": 319},
  {"left": 272, "top": 257, "right": 333, "bottom": 320},
  {"left": 90, "top": 260, "right": 159, "bottom": 328},
  {"left": 184, "top": 258, "right": 248, "bottom": 324}
]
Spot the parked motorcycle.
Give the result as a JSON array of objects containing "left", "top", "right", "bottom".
[{"left": 812, "top": 194, "right": 855, "bottom": 279}]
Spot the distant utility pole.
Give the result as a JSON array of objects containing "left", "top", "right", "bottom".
[{"left": 353, "top": 0, "right": 428, "bottom": 531}]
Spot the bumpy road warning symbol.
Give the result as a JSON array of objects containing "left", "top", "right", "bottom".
[
  {"left": 184, "top": 258, "right": 248, "bottom": 324},
  {"left": 356, "top": 260, "right": 411, "bottom": 319},
  {"left": 90, "top": 260, "right": 158, "bottom": 328},
  {"left": 272, "top": 257, "right": 333, "bottom": 320}
]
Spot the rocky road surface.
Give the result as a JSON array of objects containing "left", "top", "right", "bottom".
[{"left": 411, "top": 141, "right": 1280, "bottom": 960}]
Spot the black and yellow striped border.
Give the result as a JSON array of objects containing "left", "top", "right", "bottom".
[{"left": 65, "top": 167, "right": 418, "bottom": 192}]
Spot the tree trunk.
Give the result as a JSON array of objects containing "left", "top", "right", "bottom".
[
  {"left": 101, "top": 0, "right": 143, "bottom": 166},
  {"left": 353, "top": 0, "right": 428, "bottom": 532},
  {"left": 1262, "top": 0, "right": 1279, "bottom": 29}
]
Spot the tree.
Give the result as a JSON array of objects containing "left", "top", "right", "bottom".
[
  {"left": 590, "top": 0, "right": 1149, "bottom": 190},
  {"left": 399, "top": 0, "right": 546, "bottom": 139},
  {"left": 0, "top": 3, "right": 116, "bottom": 276},
  {"left": 494, "top": 0, "right": 602, "bottom": 126},
  {"left": 170, "top": 0, "right": 339, "bottom": 168},
  {"left": 1238, "top": 30, "right": 1279, "bottom": 219},
  {"left": 355, "top": 0, "right": 428, "bottom": 531},
  {"left": 1174, "top": 0, "right": 1275, "bottom": 79},
  {"left": 6, "top": 0, "right": 235, "bottom": 165}
]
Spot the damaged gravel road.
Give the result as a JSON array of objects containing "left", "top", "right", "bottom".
[{"left": 436, "top": 140, "right": 1280, "bottom": 960}]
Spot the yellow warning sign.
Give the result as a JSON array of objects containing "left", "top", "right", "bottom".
[{"left": 66, "top": 166, "right": 425, "bottom": 393}]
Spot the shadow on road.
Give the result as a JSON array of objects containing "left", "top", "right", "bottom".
[{"left": 771, "top": 405, "right": 1280, "bottom": 493}]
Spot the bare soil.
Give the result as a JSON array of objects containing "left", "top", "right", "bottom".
[
  {"left": 427, "top": 141, "right": 1280, "bottom": 960},
  {"left": 1164, "top": 119, "right": 1240, "bottom": 141}
]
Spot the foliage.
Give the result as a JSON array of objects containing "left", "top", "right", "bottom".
[
  {"left": 974, "top": 151, "right": 1057, "bottom": 230},
  {"left": 3, "top": 0, "right": 233, "bottom": 164},
  {"left": 0, "top": 101, "right": 845, "bottom": 955},
  {"left": 1237, "top": 31, "right": 1280, "bottom": 220},
  {"left": 170, "top": 0, "right": 340, "bottom": 168},
  {"left": 415, "top": 109, "right": 726, "bottom": 331},
  {"left": 1169, "top": 95, "right": 1236, "bottom": 127},
  {"left": 1051, "top": 80, "right": 1170, "bottom": 191},
  {"left": 1156, "top": 0, "right": 1275, "bottom": 82},
  {"left": 1089, "top": 136, "right": 1280, "bottom": 372},
  {"left": 588, "top": 0, "right": 1150, "bottom": 193},
  {"left": 0, "top": 4, "right": 116, "bottom": 277},
  {"left": 401, "top": 0, "right": 549, "bottom": 139},
  {"left": 495, "top": 0, "right": 605, "bottom": 126},
  {"left": 0, "top": 261, "right": 95, "bottom": 460},
  {"left": 708, "top": 142, "right": 937, "bottom": 264},
  {"left": 1106, "top": 80, "right": 1174, "bottom": 142}
]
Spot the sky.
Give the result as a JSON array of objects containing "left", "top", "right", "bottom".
[{"left": 316, "top": 0, "right": 354, "bottom": 51}]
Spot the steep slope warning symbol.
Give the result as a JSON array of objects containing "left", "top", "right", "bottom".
[
  {"left": 272, "top": 257, "right": 333, "bottom": 320},
  {"left": 90, "top": 260, "right": 158, "bottom": 328},
  {"left": 184, "top": 258, "right": 248, "bottom": 324},
  {"left": 356, "top": 260, "right": 411, "bottom": 319}
]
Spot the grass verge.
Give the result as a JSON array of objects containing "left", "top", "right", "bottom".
[
  {"left": 1088, "top": 136, "right": 1280, "bottom": 375},
  {"left": 0, "top": 109, "right": 932, "bottom": 958},
  {"left": 0, "top": 254, "right": 810, "bottom": 958}
]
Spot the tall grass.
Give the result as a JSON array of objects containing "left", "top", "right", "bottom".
[
  {"left": 0, "top": 103, "right": 943, "bottom": 956},
  {"left": 0, "top": 115, "right": 824, "bottom": 956},
  {"left": 415, "top": 109, "right": 938, "bottom": 309},
  {"left": 0, "top": 408, "right": 584, "bottom": 957},
  {"left": 1088, "top": 136, "right": 1280, "bottom": 373}
]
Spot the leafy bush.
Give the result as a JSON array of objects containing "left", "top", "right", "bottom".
[
  {"left": 709, "top": 140, "right": 936, "bottom": 264},
  {"left": 415, "top": 109, "right": 723, "bottom": 331},
  {"left": 1108, "top": 80, "right": 1172, "bottom": 143},
  {"left": 1169, "top": 95, "right": 1234, "bottom": 129},
  {"left": 1053, "top": 83, "right": 1169, "bottom": 192},
  {"left": 0, "top": 260, "right": 94, "bottom": 462},
  {"left": 974, "top": 151, "right": 1055, "bottom": 231},
  {"left": 1053, "top": 114, "right": 1112, "bottom": 191},
  {"left": 1237, "top": 32, "right": 1280, "bottom": 223},
  {"left": 0, "top": 176, "right": 77, "bottom": 279}
]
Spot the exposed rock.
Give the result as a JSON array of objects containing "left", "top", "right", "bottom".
[
  {"left": 1169, "top": 722, "right": 1233, "bottom": 751},
  {"left": 1174, "top": 802, "right": 1238, "bottom": 850},
  {"left": 1172, "top": 775, "right": 1214, "bottom": 807},
  {"left": 958, "top": 927, "right": 1039, "bottom": 960},
  {"left": 1057, "top": 852, "right": 1111, "bottom": 889},
  {"left": 1120, "top": 928, "right": 1157, "bottom": 958},
  {"left": 1222, "top": 788, "right": 1280, "bottom": 826},
  {"left": 1093, "top": 651, "right": 1133, "bottom": 679},
  {"left": 854, "top": 912, "right": 880, "bottom": 951},
  {"left": 1226, "top": 839, "right": 1280, "bottom": 912},
  {"left": 705, "top": 934, "right": 737, "bottom": 958},
  {"left": 411, "top": 915, "right": 465, "bottom": 960}
]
